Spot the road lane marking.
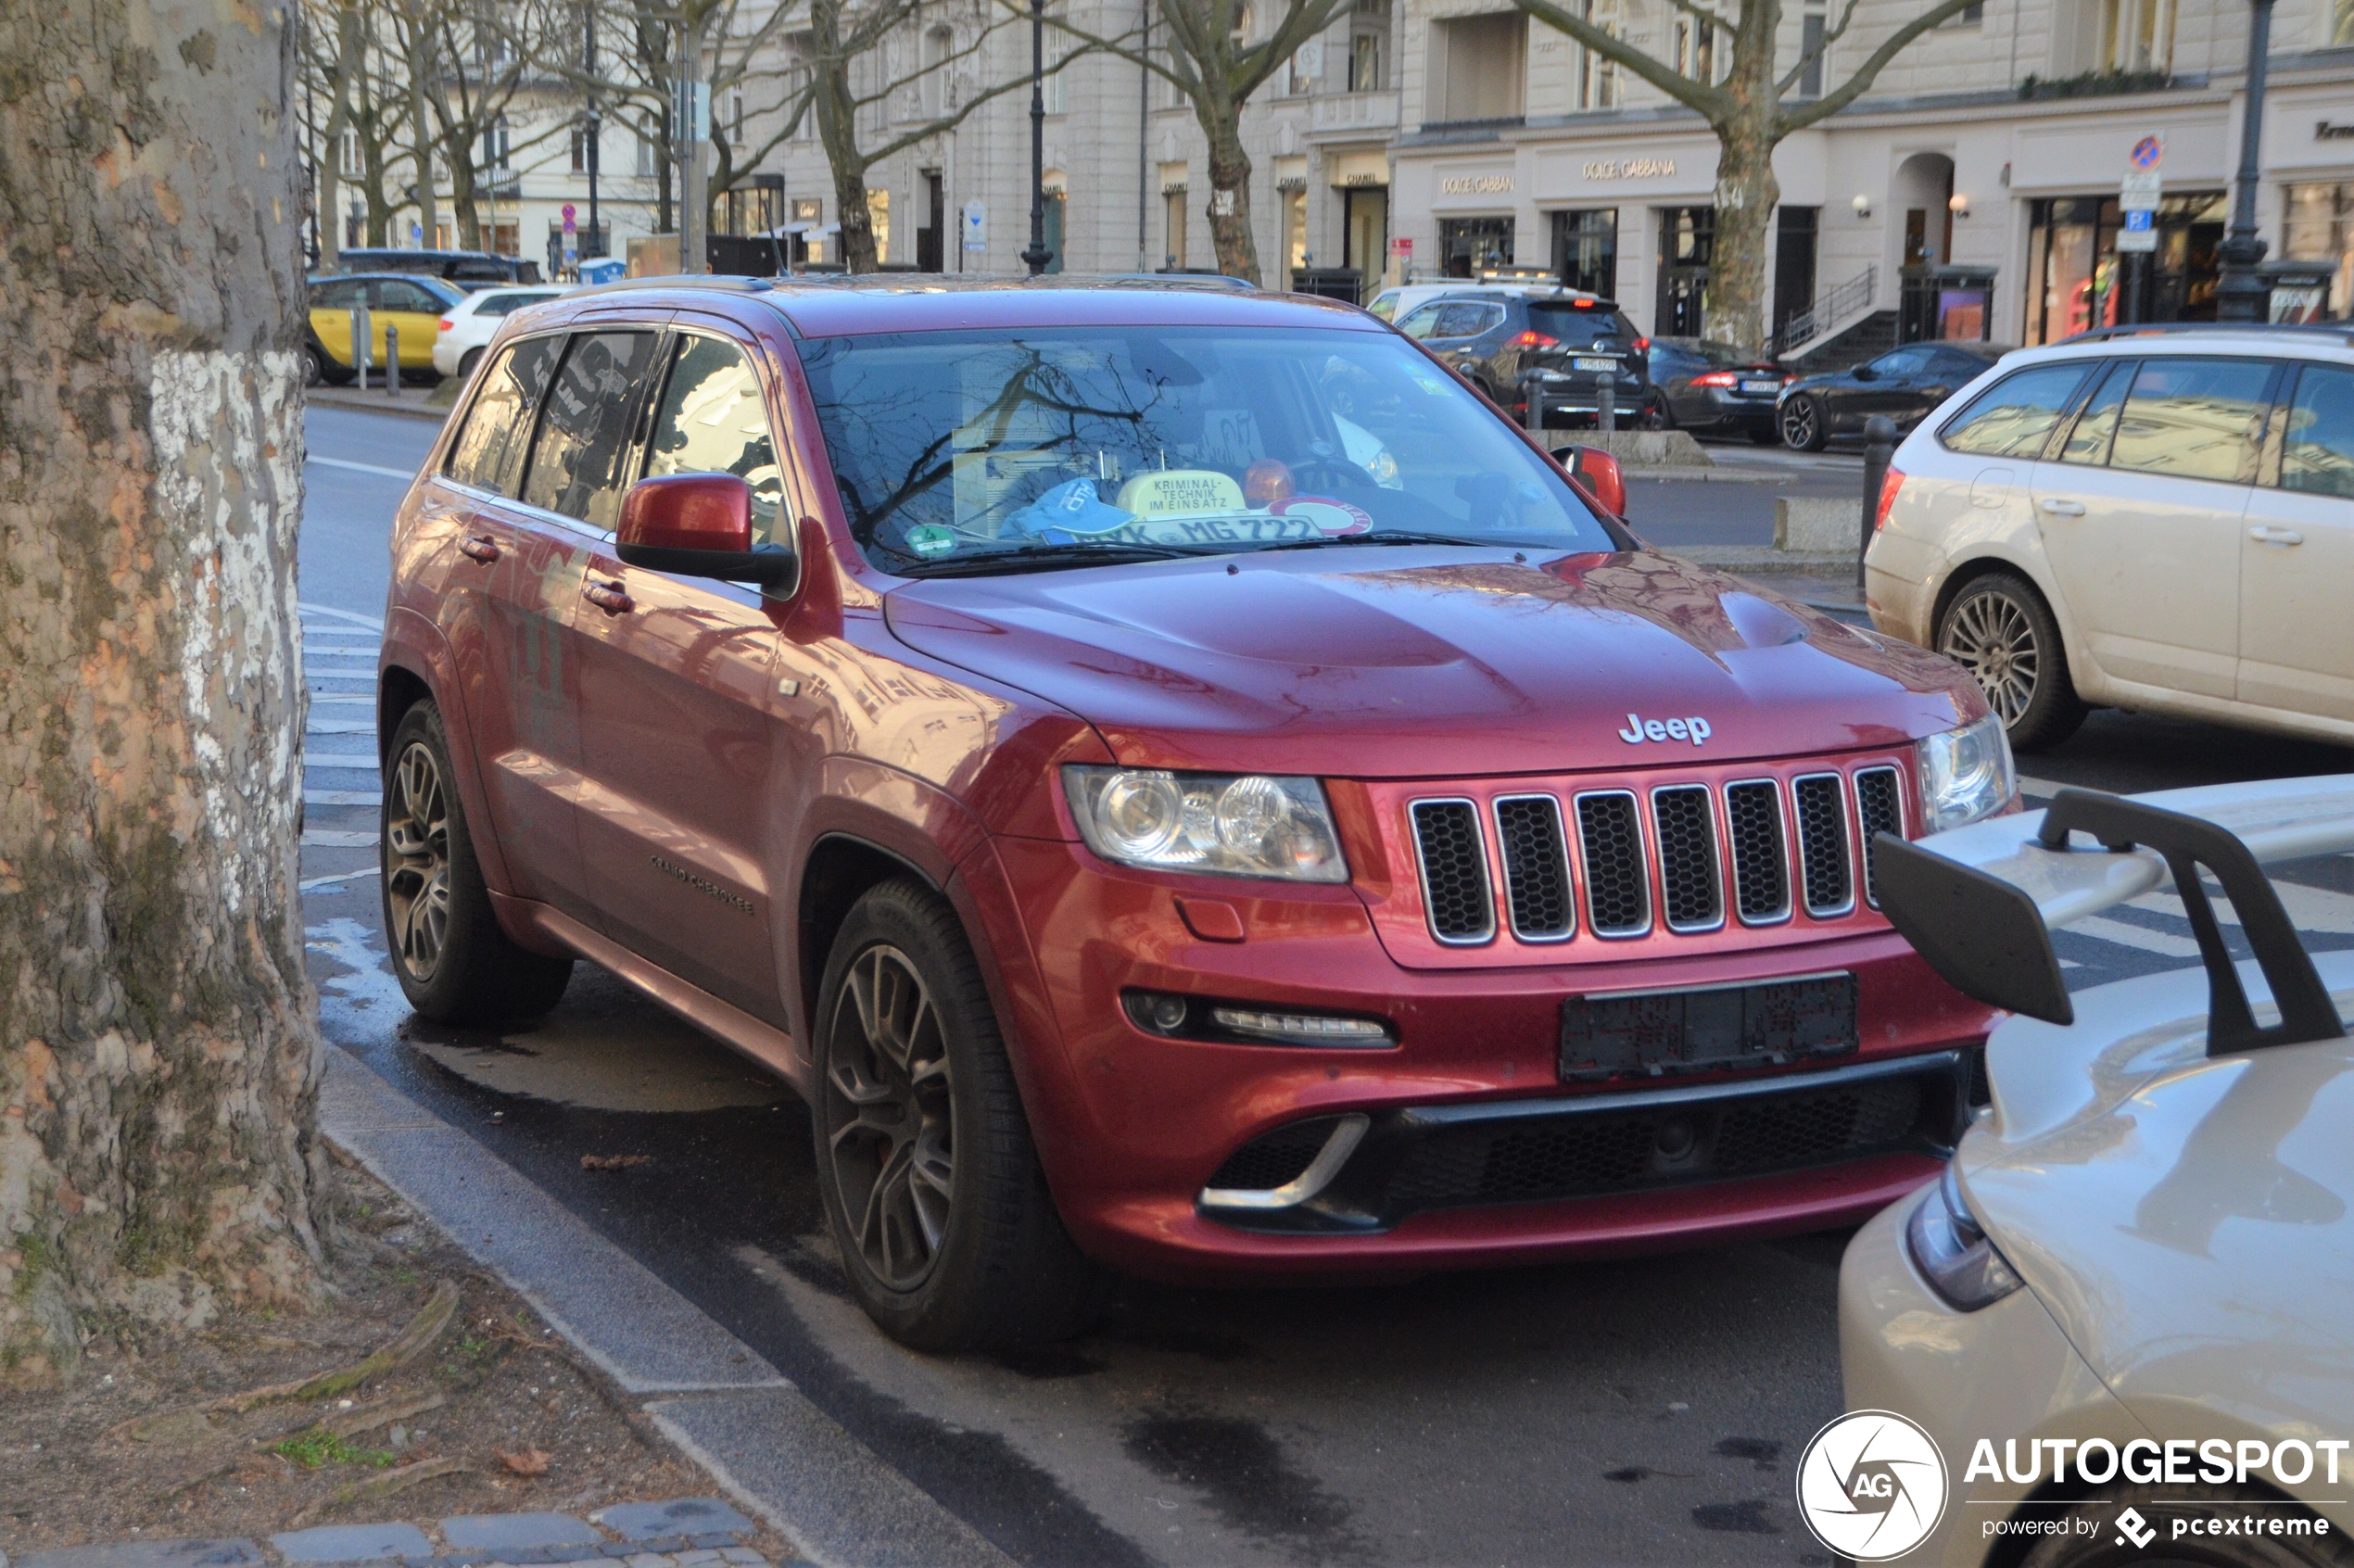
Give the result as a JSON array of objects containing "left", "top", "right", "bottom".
[
  {"left": 298, "top": 601, "right": 386, "bottom": 632},
  {"left": 2067, "top": 915, "right": 2202, "bottom": 958},
  {"left": 307, "top": 789, "right": 384, "bottom": 807},
  {"left": 307, "top": 454, "right": 417, "bottom": 481},
  {"left": 300, "top": 866, "right": 378, "bottom": 891},
  {"left": 302, "top": 828, "right": 380, "bottom": 847},
  {"left": 307, "top": 755, "right": 379, "bottom": 770},
  {"left": 309, "top": 719, "right": 374, "bottom": 734},
  {"left": 310, "top": 694, "right": 376, "bottom": 705}
]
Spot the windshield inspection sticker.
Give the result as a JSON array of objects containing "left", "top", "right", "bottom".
[{"left": 905, "top": 524, "right": 958, "bottom": 558}]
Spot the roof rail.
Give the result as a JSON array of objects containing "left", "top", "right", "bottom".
[
  {"left": 2061, "top": 320, "right": 2354, "bottom": 346},
  {"left": 1870, "top": 778, "right": 2354, "bottom": 1054},
  {"left": 572, "top": 273, "right": 778, "bottom": 297}
]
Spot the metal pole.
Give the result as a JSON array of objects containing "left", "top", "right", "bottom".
[
  {"left": 1021, "top": 0, "right": 1051, "bottom": 276},
  {"left": 2216, "top": 0, "right": 2276, "bottom": 322},
  {"left": 351, "top": 306, "right": 371, "bottom": 391},
  {"left": 1860, "top": 414, "right": 1897, "bottom": 591},
  {"left": 1596, "top": 370, "right": 1616, "bottom": 436},
  {"left": 586, "top": 6, "right": 601, "bottom": 259},
  {"left": 1523, "top": 380, "right": 1543, "bottom": 435},
  {"left": 681, "top": 12, "right": 708, "bottom": 274},
  {"left": 386, "top": 323, "right": 400, "bottom": 398},
  {"left": 1138, "top": 0, "right": 1150, "bottom": 272}
]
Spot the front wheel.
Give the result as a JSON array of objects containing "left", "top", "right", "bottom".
[
  {"left": 814, "top": 878, "right": 1105, "bottom": 1351},
  {"left": 1936, "top": 573, "right": 2087, "bottom": 752},
  {"left": 1779, "top": 396, "right": 1828, "bottom": 451}
]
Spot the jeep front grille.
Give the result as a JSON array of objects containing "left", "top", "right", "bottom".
[
  {"left": 1791, "top": 773, "right": 1855, "bottom": 917},
  {"left": 1651, "top": 785, "right": 1723, "bottom": 933},
  {"left": 1576, "top": 791, "right": 1651, "bottom": 937},
  {"left": 1852, "top": 766, "right": 1903, "bottom": 908},
  {"left": 1411, "top": 799, "right": 1494, "bottom": 944},
  {"left": 1494, "top": 795, "right": 1574, "bottom": 942},
  {"left": 1724, "top": 780, "right": 1791, "bottom": 924}
]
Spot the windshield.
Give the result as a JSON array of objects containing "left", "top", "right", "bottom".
[{"left": 798, "top": 325, "right": 1618, "bottom": 574}]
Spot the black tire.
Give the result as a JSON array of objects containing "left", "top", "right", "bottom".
[
  {"left": 301, "top": 341, "right": 327, "bottom": 387},
  {"left": 1643, "top": 393, "right": 1673, "bottom": 431},
  {"left": 1936, "top": 571, "right": 2088, "bottom": 752},
  {"left": 813, "top": 877, "right": 1106, "bottom": 1351},
  {"left": 2015, "top": 1484, "right": 2353, "bottom": 1568},
  {"left": 458, "top": 347, "right": 484, "bottom": 380},
  {"left": 1780, "top": 395, "right": 1829, "bottom": 451},
  {"left": 380, "top": 701, "right": 573, "bottom": 1024}
]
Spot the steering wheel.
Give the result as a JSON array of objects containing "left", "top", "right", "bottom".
[{"left": 1286, "top": 458, "right": 1378, "bottom": 496}]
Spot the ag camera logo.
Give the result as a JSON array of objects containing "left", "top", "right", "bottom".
[{"left": 1796, "top": 1410, "right": 1950, "bottom": 1561}]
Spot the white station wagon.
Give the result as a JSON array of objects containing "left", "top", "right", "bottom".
[{"left": 1864, "top": 324, "right": 2354, "bottom": 752}]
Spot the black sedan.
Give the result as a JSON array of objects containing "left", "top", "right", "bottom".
[
  {"left": 1644, "top": 338, "right": 1789, "bottom": 442},
  {"left": 1776, "top": 341, "right": 2006, "bottom": 450},
  {"left": 1395, "top": 292, "right": 1651, "bottom": 429}
]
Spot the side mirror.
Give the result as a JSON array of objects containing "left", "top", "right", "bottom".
[
  {"left": 616, "top": 473, "right": 795, "bottom": 586},
  {"left": 1552, "top": 444, "right": 1626, "bottom": 518}
]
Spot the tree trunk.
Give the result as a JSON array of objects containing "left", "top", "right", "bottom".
[
  {"left": 1704, "top": 113, "right": 1779, "bottom": 356},
  {"left": 1198, "top": 105, "right": 1259, "bottom": 285},
  {"left": 317, "top": 3, "right": 367, "bottom": 266},
  {"left": 0, "top": 0, "right": 329, "bottom": 1386},
  {"left": 447, "top": 131, "right": 482, "bottom": 252},
  {"left": 409, "top": 27, "right": 438, "bottom": 245},
  {"left": 815, "top": 46, "right": 877, "bottom": 272}
]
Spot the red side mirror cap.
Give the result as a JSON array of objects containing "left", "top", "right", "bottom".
[
  {"left": 615, "top": 474, "right": 794, "bottom": 586},
  {"left": 1553, "top": 445, "right": 1626, "bottom": 519}
]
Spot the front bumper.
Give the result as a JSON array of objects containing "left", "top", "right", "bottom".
[
  {"left": 964, "top": 834, "right": 2000, "bottom": 1284},
  {"left": 1840, "top": 1192, "right": 2148, "bottom": 1568}
]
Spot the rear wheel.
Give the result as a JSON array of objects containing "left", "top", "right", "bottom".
[
  {"left": 380, "top": 701, "right": 573, "bottom": 1023},
  {"left": 813, "top": 878, "right": 1105, "bottom": 1350},
  {"left": 458, "top": 347, "right": 484, "bottom": 380},
  {"left": 1936, "top": 572, "right": 2086, "bottom": 752},
  {"left": 1779, "top": 395, "right": 1828, "bottom": 451}
]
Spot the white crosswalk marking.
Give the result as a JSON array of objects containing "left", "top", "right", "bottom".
[
  {"left": 306, "top": 789, "right": 384, "bottom": 807},
  {"left": 308, "top": 718, "right": 374, "bottom": 734},
  {"left": 2066, "top": 915, "right": 2203, "bottom": 959},
  {"left": 309, "top": 694, "right": 376, "bottom": 706},
  {"left": 299, "top": 866, "right": 378, "bottom": 891},
  {"left": 306, "top": 755, "right": 379, "bottom": 770},
  {"left": 2131, "top": 880, "right": 2354, "bottom": 935},
  {"left": 307, "top": 454, "right": 416, "bottom": 481},
  {"left": 301, "top": 829, "right": 379, "bottom": 847}
]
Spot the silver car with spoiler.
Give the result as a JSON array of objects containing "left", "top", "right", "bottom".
[{"left": 1841, "top": 778, "right": 2354, "bottom": 1567}]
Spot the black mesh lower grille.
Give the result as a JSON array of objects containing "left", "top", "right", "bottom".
[
  {"left": 1725, "top": 781, "right": 1789, "bottom": 922},
  {"left": 1577, "top": 793, "right": 1650, "bottom": 935},
  {"left": 1206, "top": 1120, "right": 1337, "bottom": 1192},
  {"left": 1792, "top": 775, "right": 1853, "bottom": 916},
  {"left": 1495, "top": 796, "right": 1572, "bottom": 940},
  {"left": 1412, "top": 801, "right": 1492, "bottom": 942},
  {"left": 1652, "top": 786, "right": 1722, "bottom": 931},
  {"left": 1853, "top": 767, "right": 1903, "bottom": 908},
  {"left": 1380, "top": 1070, "right": 1941, "bottom": 1216}
]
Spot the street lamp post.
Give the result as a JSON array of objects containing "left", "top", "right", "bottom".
[
  {"left": 1020, "top": 0, "right": 1052, "bottom": 276},
  {"left": 2215, "top": 0, "right": 2276, "bottom": 322}
]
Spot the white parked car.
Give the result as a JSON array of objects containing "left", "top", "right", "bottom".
[
  {"left": 1362, "top": 278, "right": 1588, "bottom": 322},
  {"left": 430, "top": 284, "right": 576, "bottom": 379},
  {"left": 1864, "top": 323, "right": 2354, "bottom": 752},
  {"left": 1841, "top": 777, "right": 2354, "bottom": 1567}
]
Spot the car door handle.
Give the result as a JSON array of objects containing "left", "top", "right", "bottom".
[
  {"left": 583, "top": 580, "right": 634, "bottom": 615},
  {"left": 2249, "top": 525, "right": 2305, "bottom": 546},
  {"left": 2037, "top": 499, "right": 2086, "bottom": 518},
  {"left": 457, "top": 535, "right": 500, "bottom": 563}
]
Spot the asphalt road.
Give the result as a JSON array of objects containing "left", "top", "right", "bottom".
[{"left": 295, "top": 403, "right": 2354, "bottom": 1568}]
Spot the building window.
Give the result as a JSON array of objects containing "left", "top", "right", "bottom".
[
  {"left": 2284, "top": 182, "right": 2354, "bottom": 321},
  {"left": 729, "top": 93, "right": 745, "bottom": 146},
  {"left": 2024, "top": 191, "right": 2227, "bottom": 345},
  {"left": 1285, "top": 187, "right": 1309, "bottom": 284},
  {"left": 570, "top": 127, "right": 588, "bottom": 172},
  {"left": 2337, "top": 0, "right": 2354, "bottom": 44},
  {"left": 1576, "top": 0, "right": 1621, "bottom": 108},
  {"left": 2094, "top": 0, "right": 2173, "bottom": 73},
  {"left": 867, "top": 189, "right": 889, "bottom": 262},
  {"left": 1164, "top": 185, "right": 1187, "bottom": 268},
  {"left": 1288, "top": 41, "right": 1317, "bottom": 94},
  {"left": 1674, "top": 11, "right": 1731, "bottom": 82},
  {"left": 919, "top": 26, "right": 953, "bottom": 117},
  {"left": 1429, "top": 13, "right": 1525, "bottom": 123},
  {"left": 1551, "top": 208, "right": 1615, "bottom": 294},
  {"left": 1348, "top": 0, "right": 1389, "bottom": 90},
  {"left": 1949, "top": 1, "right": 1985, "bottom": 23},
  {"left": 1797, "top": 3, "right": 1827, "bottom": 97},
  {"left": 636, "top": 128, "right": 657, "bottom": 177},
  {"left": 339, "top": 128, "right": 359, "bottom": 176},
  {"left": 481, "top": 116, "right": 511, "bottom": 175},
  {"left": 1042, "top": 64, "right": 1068, "bottom": 114},
  {"left": 1044, "top": 189, "right": 1066, "bottom": 272},
  {"left": 1440, "top": 215, "right": 1512, "bottom": 278}
]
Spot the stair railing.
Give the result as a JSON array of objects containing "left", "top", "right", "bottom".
[{"left": 1775, "top": 264, "right": 1876, "bottom": 357}]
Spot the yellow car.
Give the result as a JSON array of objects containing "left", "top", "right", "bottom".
[{"left": 304, "top": 273, "right": 467, "bottom": 386}]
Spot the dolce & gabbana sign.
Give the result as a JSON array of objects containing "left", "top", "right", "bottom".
[
  {"left": 1440, "top": 174, "right": 1515, "bottom": 195},
  {"left": 1583, "top": 157, "right": 1677, "bottom": 180}
]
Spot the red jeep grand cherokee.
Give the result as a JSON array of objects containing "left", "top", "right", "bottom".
[{"left": 377, "top": 277, "right": 2007, "bottom": 1349}]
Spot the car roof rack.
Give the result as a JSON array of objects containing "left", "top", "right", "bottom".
[
  {"left": 2062, "top": 321, "right": 2354, "bottom": 347},
  {"left": 1870, "top": 778, "right": 2354, "bottom": 1056}
]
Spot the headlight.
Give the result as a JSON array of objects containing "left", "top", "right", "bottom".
[
  {"left": 1905, "top": 1165, "right": 2024, "bottom": 1311},
  {"left": 1064, "top": 767, "right": 1349, "bottom": 882},
  {"left": 1914, "top": 710, "right": 2017, "bottom": 833}
]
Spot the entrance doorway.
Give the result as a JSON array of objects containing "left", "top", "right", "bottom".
[
  {"left": 2025, "top": 192, "right": 2227, "bottom": 344},
  {"left": 1343, "top": 186, "right": 1389, "bottom": 296},
  {"left": 1440, "top": 215, "right": 1512, "bottom": 277},
  {"left": 1772, "top": 207, "right": 1818, "bottom": 345},
  {"left": 1551, "top": 209, "right": 1617, "bottom": 295},
  {"left": 916, "top": 171, "right": 943, "bottom": 271},
  {"left": 1656, "top": 206, "right": 1713, "bottom": 336}
]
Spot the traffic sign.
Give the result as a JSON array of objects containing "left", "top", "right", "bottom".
[
  {"left": 2118, "top": 208, "right": 2158, "bottom": 252},
  {"left": 2120, "top": 169, "right": 2161, "bottom": 211},
  {"left": 562, "top": 203, "right": 577, "bottom": 234},
  {"left": 2130, "top": 133, "right": 2164, "bottom": 170}
]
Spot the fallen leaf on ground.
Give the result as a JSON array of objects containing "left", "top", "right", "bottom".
[
  {"left": 498, "top": 1446, "right": 551, "bottom": 1476},
  {"left": 579, "top": 1155, "right": 652, "bottom": 1171}
]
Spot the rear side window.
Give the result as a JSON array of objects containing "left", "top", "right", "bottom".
[
  {"left": 523, "top": 331, "right": 659, "bottom": 529},
  {"left": 476, "top": 291, "right": 560, "bottom": 318},
  {"left": 2057, "top": 361, "right": 2133, "bottom": 466},
  {"left": 1940, "top": 363, "right": 2091, "bottom": 456},
  {"left": 1435, "top": 302, "right": 1503, "bottom": 337},
  {"left": 643, "top": 335, "right": 787, "bottom": 547},
  {"left": 373, "top": 279, "right": 447, "bottom": 313},
  {"left": 1529, "top": 303, "right": 1637, "bottom": 348},
  {"left": 2109, "top": 358, "right": 2276, "bottom": 484},
  {"left": 444, "top": 335, "right": 563, "bottom": 496},
  {"left": 310, "top": 278, "right": 363, "bottom": 310},
  {"left": 2280, "top": 363, "right": 2354, "bottom": 499}
]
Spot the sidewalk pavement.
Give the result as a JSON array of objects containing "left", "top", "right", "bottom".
[
  {"left": 306, "top": 386, "right": 455, "bottom": 424},
  {"left": 7, "top": 1499, "right": 771, "bottom": 1568}
]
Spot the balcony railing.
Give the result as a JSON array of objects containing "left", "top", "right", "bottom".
[{"left": 1776, "top": 264, "right": 1875, "bottom": 356}]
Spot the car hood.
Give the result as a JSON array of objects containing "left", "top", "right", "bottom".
[
  {"left": 1963, "top": 954, "right": 2354, "bottom": 1444},
  {"left": 883, "top": 546, "right": 1978, "bottom": 778}
]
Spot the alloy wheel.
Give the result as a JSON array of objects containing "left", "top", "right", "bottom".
[
  {"left": 823, "top": 944, "right": 956, "bottom": 1292},
  {"left": 1941, "top": 589, "right": 2040, "bottom": 725},
  {"left": 383, "top": 740, "right": 452, "bottom": 981},
  {"left": 1780, "top": 398, "right": 1817, "bottom": 449}
]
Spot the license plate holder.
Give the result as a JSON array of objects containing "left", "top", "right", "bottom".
[
  {"left": 1560, "top": 974, "right": 1857, "bottom": 1082},
  {"left": 1573, "top": 356, "right": 1618, "bottom": 373},
  {"left": 1738, "top": 377, "right": 1779, "bottom": 394}
]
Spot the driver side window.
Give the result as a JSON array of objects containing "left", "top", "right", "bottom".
[{"left": 643, "top": 335, "right": 787, "bottom": 548}]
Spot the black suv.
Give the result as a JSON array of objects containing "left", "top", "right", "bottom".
[{"left": 1396, "top": 292, "right": 1650, "bottom": 429}]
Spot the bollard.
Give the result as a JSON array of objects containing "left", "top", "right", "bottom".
[
  {"left": 1596, "top": 369, "right": 1616, "bottom": 436},
  {"left": 386, "top": 324, "right": 400, "bottom": 398},
  {"left": 1860, "top": 414, "right": 1898, "bottom": 590},
  {"left": 349, "top": 306, "right": 371, "bottom": 392},
  {"left": 1524, "top": 380, "right": 1545, "bottom": 435}
]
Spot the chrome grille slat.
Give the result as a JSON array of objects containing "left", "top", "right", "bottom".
[
  {"left": 1575, "top": 790, "right": 1652, "bottom": 938},
  {"left": 1411, "top": 798, "right": 1495, "bottom": 944},
  {"left": 1853, "top": 765, "right": 1905, "bottom": 908},
  {"left": 1650, "top": 785, "right": 1724, "bottom": 933},
  {"left": 1723, "top": 778, "right": 1791, "bottom": 925},
  {"left": 1791, "top": 772, "right": 1856, "bottom": 917},
  {"left": 1494, "top": 794, "right": 1575, "bottom": 942}
]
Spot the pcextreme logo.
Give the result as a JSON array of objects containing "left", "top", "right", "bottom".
[{"left": 1796, "top": 1410, "right": 1950, "bottom": 1561}]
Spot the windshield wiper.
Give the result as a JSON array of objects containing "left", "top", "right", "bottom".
[
  {"left": 1257, "top": 530, "right": 1501, "bottom": 552},
  {"left": 894, "top": 542, "right": 1215, "bottom": 577}
]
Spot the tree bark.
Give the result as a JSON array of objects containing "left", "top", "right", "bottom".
[
  {"left": 1705, "top": 114, "right": 1779, "bottom": 354},
  {"left": 812, "top": 0, "right": 878, "bottom": 273},
  {"left": 1199, "top": 106, "right": 1259, "bottom": 285},
  {"left": 408, "top": 19, "right": 439, "bottom": 245},
  {"left": 0, "top": 0, "right": 328, "bottom": 1386}
]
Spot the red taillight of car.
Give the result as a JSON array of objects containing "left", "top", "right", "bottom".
[
  {"left": 1633, "top": 335, "right": 1650, "bottom": 353},
  {"left": 1511, "top": 330, "right": 1560, "bottom": 348},
  {"left": 437, "top": 318, "right": 455, "bottom": 332},
  {"left": 1875, "top": 467, "right": 1906, "bottom": 531},
  {"left": 1690, "top": 370, "right": 1739, "bottom": 388}
]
